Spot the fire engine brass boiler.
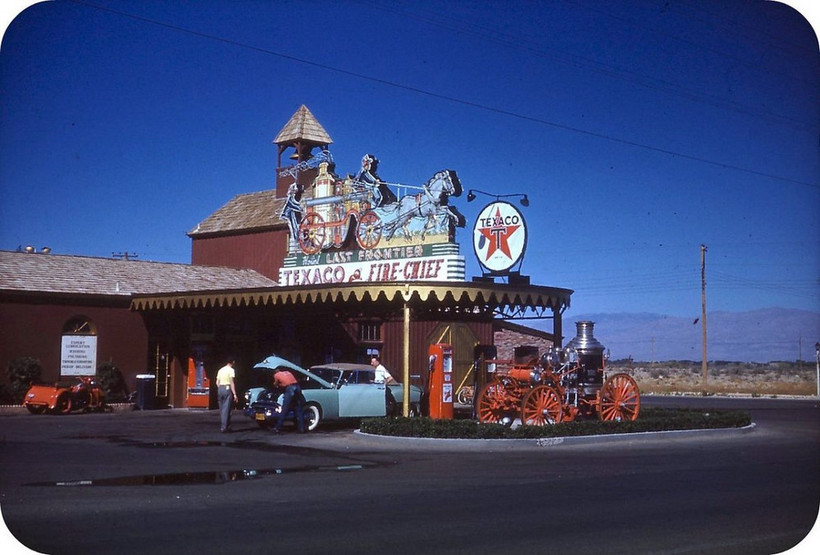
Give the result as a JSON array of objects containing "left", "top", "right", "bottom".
[{"left": 564, "top": 321, "right": 606, "bottom": 387}]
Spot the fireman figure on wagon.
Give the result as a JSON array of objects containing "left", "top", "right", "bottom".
[
  {"left": 280, "top": 181, "right": 303, "bottom": 253},
  {"left": 354, "top": 154, "right": 395, "bottom": 208}
]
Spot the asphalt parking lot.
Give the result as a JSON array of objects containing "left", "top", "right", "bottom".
[{"left": 2, "top": 397, "right": 819, "bottom": 555}]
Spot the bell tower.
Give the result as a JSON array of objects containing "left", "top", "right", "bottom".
[{"left": 273, "top": 105, "right": 333, "bottom": 198}]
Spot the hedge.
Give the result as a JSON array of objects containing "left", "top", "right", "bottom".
[{"left": 359, "top": 408, "right": 751, "bottom": 439}]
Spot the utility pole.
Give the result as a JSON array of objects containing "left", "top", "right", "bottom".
[
  {"left": 815, "top": 342, "right": 819, "bottom": 398},
  {"left": 700, "top": 244, "right": 708, "bottom": 389}
]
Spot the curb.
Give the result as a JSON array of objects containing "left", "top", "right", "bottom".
[
  {"left": 0, "top": 403, "right": 136, "bottom": 415},
  {"left": 352, "top": 422, "right": 757, "bottom": 449}
]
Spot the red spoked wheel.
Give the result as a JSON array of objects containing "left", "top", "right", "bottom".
[
  {"left": 598, "top": 373, "right": 640, "bottom": 422},
  {"left": 476, "top": 380, "right": 516, "bottom": 425},
  {"left": 355, "top": 210, "right": 382, "bottom": 250},
  {"left": 521, "top": 385, "right": 563, "bottom": 426},
  {"left": 298, "top": 213, "right": 326, "bottom": 254}
]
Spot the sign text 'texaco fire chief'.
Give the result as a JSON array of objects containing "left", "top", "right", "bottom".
[{"left": 278, "top": 153, "right": 467, "bottom": 285}]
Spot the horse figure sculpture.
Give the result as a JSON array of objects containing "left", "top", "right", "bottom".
[{"left": 381, "top": 169, "right": 466, "bottom": 242}]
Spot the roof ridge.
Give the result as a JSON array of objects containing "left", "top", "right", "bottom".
[{"left": 0, "top": 250, "right": 279, "bottom": 296}]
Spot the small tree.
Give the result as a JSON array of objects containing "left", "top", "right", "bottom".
[
  {"left": 96, "top": 361, "right": 130, "bottom": 403},
  {"left": 4, "top": 357, "right": 43, "bottom": 404}
]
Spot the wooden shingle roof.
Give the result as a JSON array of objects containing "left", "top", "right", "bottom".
[
  {"left": 0, "top": 251, "right": 277, "bottom": 298},
  {"left": 188, "top": 189, "right": 285, "bottom": 237},
  {"left": 273, "top": 105, "right": 333, "bottom": 146}
]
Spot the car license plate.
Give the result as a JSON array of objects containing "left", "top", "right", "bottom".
[{"left": 254, "top": 413, "right": 266, "bottom": 421}]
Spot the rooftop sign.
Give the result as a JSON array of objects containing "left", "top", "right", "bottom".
[
  {"left": 472, "top": 201, "right": 528, "bottom": 275},
  {"left": 279, "top": 155, "right": 466, "bottom": 285}
]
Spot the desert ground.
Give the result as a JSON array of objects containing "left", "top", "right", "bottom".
[{"left": 609, "top": 360, "right": 819, "bottom": 397}]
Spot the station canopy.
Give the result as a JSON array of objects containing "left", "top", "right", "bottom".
[{"left": 131, "top": 281, "right": 573, "bottom": 320}]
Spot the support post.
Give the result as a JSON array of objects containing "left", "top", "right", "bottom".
[{"left": 403, "top": 298, "right": 411, "bottom": 417}]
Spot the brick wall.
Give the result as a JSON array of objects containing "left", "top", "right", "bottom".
[{"left": 493, "top": 328, "right": 553, "bottom": 362}]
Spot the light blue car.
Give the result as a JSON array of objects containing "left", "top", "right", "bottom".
[{"left": 244, "top": 355, "right": 422, "bottom": 431}]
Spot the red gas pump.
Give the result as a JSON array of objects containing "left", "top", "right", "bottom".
[
  {"left": 428, "top": 343, "right": 454, "bottom": 419},
  {"left": 186, "top": 356, "right": 210, "bottom": 408}
]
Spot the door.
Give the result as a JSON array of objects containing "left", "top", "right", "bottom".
[{"left": 337, "top": 384, "right": 387, "bottom": 417}]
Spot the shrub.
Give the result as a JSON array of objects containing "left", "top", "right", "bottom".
[
  {"left": 4, "top": 357, "right": 43, "bottom": 404},
  {"left": 359, "top": 408, "right": 751, "bottom": 439},
  {"left": 96, "top": 361, "right": 130, "bottom": 403}
]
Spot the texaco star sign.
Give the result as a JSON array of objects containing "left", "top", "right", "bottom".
[{"left": 472, "top": 201, "right": 528, "bottom": 274}]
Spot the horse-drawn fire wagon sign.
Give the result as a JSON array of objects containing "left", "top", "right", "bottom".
[{"left": 278, "top": 153, "right": 467, "bottom": 286}]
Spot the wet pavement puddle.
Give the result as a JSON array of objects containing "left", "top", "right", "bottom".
[
  {"left": 27, "top": 463, "right": 375, "bottom": 487},
  {"left": 26, "top": 437, "right": 385, "bottom": 487}
]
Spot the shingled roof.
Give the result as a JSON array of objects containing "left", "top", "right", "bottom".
[
  {"left": 0, "top": 251, "right": 277, "bottom": 298},
  {"left": 273, "top": 105, "right": 333, "bottom": 145},
  {"left": 188, "top": 189, "right": 286, "bottom": 237}
]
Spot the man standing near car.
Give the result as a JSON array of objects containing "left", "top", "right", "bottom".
[
  {"left": 216, "top": 357, "right": 238, "bottom": 433},
  {"left": 371, "top": 354, "right": 395, "bottom": 384},
  {"left": 371, "top": 354, "right": 399, "bottom": 416},
  {"left": 272, "top": 368, "right": 305, "bottom": 433}
]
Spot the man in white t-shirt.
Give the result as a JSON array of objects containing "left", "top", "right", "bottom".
[{"left": 370, "top": 354, "right": 395, "bottom": 384}]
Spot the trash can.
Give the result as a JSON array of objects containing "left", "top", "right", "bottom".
[{"left": 135, "top": 374, "right": 156, "bottom": 410}]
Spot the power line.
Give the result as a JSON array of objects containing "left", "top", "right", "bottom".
[
  {"left": 564, "top": 0, "right": 817, "bottom": 86},
  {"left": 70, "top": 0, "right": 820, "bottom": 191},
  {"left": 361, "top": 0, "right": 817, "bottom": 131},
  {"left": 675, "top": 0, "right": 819, "bottom": 60}
]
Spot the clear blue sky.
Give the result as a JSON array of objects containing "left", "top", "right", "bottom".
[{"left": 1, "top": 0, "right": 818, "bottom": 320}]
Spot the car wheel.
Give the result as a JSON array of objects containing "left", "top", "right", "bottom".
[
  {"left": 303, "top": 403, "right": 321, "bottom": 431},
  {"left": 25, "top": 404, "right": 46, "bottom": 415}
]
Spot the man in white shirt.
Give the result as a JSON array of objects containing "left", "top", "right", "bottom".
[{"left": 370, "top": 354, "right": 395, "bottom": 384}]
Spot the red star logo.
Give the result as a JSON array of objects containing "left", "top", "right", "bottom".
[{"left": 479, "top": 207, "right": 520, "bottom": 261}]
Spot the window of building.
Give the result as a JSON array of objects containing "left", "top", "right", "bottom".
[
  {"left": 62, "top": 315, "right": 96, "bottom": 335},
  {"left": 359, "top": 321, "right": 381, "bottom": 343}
]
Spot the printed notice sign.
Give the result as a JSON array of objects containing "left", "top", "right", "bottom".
[{"left": 61, "top": 335, "right": 97, "bottom": 376}]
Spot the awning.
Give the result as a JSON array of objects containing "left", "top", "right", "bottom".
[{"left": 130, "top": 281, "right": 572, "bottom": 319}]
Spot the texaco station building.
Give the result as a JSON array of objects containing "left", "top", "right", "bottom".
[{"left": 0, "top": 106, "right": 572, "bottom": 409}]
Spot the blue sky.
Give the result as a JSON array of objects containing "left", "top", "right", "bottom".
[{"left": 1, "top": 0, "right": 818, "bottom": 320}]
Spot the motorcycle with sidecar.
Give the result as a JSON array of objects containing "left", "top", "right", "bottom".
[{"left": 23, "top": 376, "right": 107, "bottom": 414}]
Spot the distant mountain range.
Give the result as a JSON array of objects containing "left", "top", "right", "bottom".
[{"left": 532, "top": 308, "right": 820, "bottom": 363}]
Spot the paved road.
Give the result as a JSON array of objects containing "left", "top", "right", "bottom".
[{"left": 1, "top": 397, "right": 818, "bottom": 554}]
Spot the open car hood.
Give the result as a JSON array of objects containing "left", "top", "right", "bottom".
[
  {"left": 253, "top": 355, "right": 334, "bottom": 389},
  {"left": 253, "top": 355, "right": 306, "bottom": 374}
]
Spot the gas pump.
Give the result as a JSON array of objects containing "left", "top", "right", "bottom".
[
  {"left": 186, "top": 353, "right": 210, "bottom": 408},
  {"left": 428, "top": 343, "right": 454, "bottom": 419}
]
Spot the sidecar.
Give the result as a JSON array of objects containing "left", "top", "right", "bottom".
[{"left": 23, "top": 377, "right": 105, "bottom": 414}]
